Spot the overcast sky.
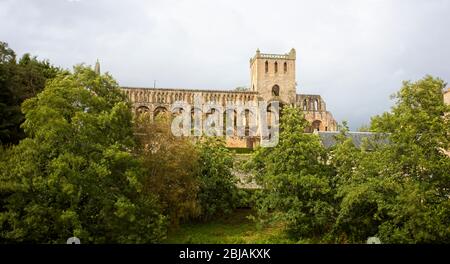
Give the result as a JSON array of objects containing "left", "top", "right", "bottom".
[{"left": 1, "top": 0, "right": 449, "bottom": 129}]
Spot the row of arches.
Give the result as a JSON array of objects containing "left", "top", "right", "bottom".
[
  {"left": 124, "top": 89, "right": 257, "bottom": 105},
  {"left": 301, "top": 98, "right": 322, "bottom": 112},
  {"left": 138, "top": 103, "right": 330, "bottom": 135},
  {"left": 135, "top": 104, "right": 281, "bottom": 137},
  {"left": 265, "top": 61, "right": 288, "bottom": 74}
]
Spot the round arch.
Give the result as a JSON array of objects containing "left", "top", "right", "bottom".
[
  {"left": 272, "top": 84, "right": 280, "bottom": 97},
  {"left": 154, "top": 106, "right": 168, "bottom": 118},
  {"left": 312, "top": 120, "right": 322, "bottom": 131},
  {"left": 136, "top": 105, "right": 150, "bottom": 115}
]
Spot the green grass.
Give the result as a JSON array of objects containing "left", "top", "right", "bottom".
[{"left": 163, "top": 209, "right": 295, "bottom": 244}]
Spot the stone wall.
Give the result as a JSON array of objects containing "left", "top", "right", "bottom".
[
  {"left": 296, "top": 94, "right": 337, "bottom": 131},
  {"left": 444, "top": 88, "right": 450, "bottom": 106}
]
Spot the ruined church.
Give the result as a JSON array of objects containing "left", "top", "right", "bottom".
[{"left": 119, "top": 49, "right": 337, "bottom": 148}]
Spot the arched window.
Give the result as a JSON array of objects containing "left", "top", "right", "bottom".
[
  {"left": 284, "top": 62, "right": 287, "bottom": 73},
  {"left": 233, "top": 110, "right": 237, "bottom": 134},
  {"left": 223, "top": 109, "right": 237, "bottom": 136},
  {"left": 303, "top": 99, "right": 307, "bottom": 110},
  {"left": 191, "top": 108, "right": 195, "bottom": 130},
  {"left": 154, "top": 106, "right": 168, "bottom": 118},
  {"left": 274, "top": 61, "right": 278, "bottom": 73},
  {"left": 205, "top": 108, "right": 217, "bottom": 134},
  {"left": 312, "top": 120, "right": 321, "bottom": 131},
  {"left": 313, "top": 99, "right": 319, "bottom": 111},
  {"left": 244, "top": 109, "right": 250, "bottom": 137},
  {"left": 266, "top": 104, "right": 273, "bottom": 127},
  {"left": 265, "top": 61, "right": 268, "bottom": 73},
  {"left": 191, "top": 107, "right": 202, "bottom": 135},
  {"left": 136, "top": 106, "right": 150, "bottom": 115},
  {"left": 272, "top": 85, "right": 280, "bottom": 97},
  {"left": 223, "top": 111, "right": 227, "bottom": 136}
]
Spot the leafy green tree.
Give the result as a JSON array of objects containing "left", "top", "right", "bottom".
[
  {"left": 369, "top": 76, "right": 450, "bottom": 243},
  {"left": 0, "top": 41, "right": 61, "bottom": 145},
  {"left": 251, "top": 106, "right": 335, "bottom": 241},
  {"left": 330, "top": 76, "right": 450, "bottom": 243},
  {"left": 135, "top": 113, "right": 201, "bottom": 227},
  {"left": 0, "top": 66, "right": 166, "bottom": 243},
  {"left": 371, "top": 76, "right": 450, "bottom": 187},
  {"left": 197, "top": 137, "right": 238, "bottom": 220},
  {"left": 0, "top": 41, "right": 22, "bottom": 144},
  {"left": 328, "top": 135, "right": 399, "bottom": 243},
  {"left": 17, "top": 53, "right": 61, "bottom": 101}
]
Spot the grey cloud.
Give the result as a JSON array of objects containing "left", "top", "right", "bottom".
[{"left": 1, "top": 0, "right": 448, "bottom": 129}]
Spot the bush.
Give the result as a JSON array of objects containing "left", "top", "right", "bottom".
[
  {"left": 249, "top": 106, "right": 336, "bottom": 240},
  {"left": 197, "top": 137, "right": 239, "bottom": 220},
  {"left": 135, "top": 113, "right": 201, "bottom": 227}
]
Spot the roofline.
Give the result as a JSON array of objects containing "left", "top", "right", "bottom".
[{"left": 121, "top": 86, "right": 258, "bottom": 94}]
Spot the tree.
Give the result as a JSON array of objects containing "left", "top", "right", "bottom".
[
  {"left": 251, "top": 106, "right": 335, "bottom": 241},
  {"left": 197, "top": 137, "right": 238, "bottom": 220},
  {"left": 135, "top": 113, "right": 201, "bottom": 227},
  {"left": 330, "top": 76, "right": 450, "bottom": 243},
  {"left": 17, "top": 53, "right": 61, "bottom": 101},
  {"left": 0, "top": 66, "right": 166, "bottom": 243},
  {"left": 369, "top": 76, "right": 450, "bottom": 243},
  {"left": 0, "top": 41, "right": 22, "bottom": 144},
  {"left": 234, "top": 86, "right": 249, "bottom": 92},
  {"left": 328, "top": 133, "right": 400, "bottom": 243},
  {"left": 371, "top": 76, "right": 450, "bottom": 187},
  {"left": 0, "top": 41, "right": 61, "bottom": 145}
]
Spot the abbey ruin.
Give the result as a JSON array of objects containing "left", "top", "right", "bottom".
[{"left": 121, "top": 49, "right": 337, "bottom": 148}]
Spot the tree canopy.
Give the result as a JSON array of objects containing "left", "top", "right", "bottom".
[
  {"left": 0, "top": 66, "right": 166, "bottom": 243},
  {"left": 251, "top": 106, "right": 336, "bottom": 241},
  {"left": 251, "top": 76, "right": 450, "bottom": 243},
  {"left": 0, "top": 41, "right": 61, "bottom": 145}
]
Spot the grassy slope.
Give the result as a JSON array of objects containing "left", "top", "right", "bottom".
[{"left": 163, "top": 209, "right": 295, "bottom": 244}]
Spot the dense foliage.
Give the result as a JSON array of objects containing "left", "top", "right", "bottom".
[
  {"left": 0, "top": 66, "right": 166, "bottom": 243},
  {"left": 197, "top": 137, "right": 239, "bottom": 220},
  {"left": 134, "top": 114, "right": 239, "bottom": 225},
  {"left": 135, "top": 113, "right": 201, "bottom": 226},
  {"left": 330, "top": 76, "right": 450, "bottom": 243},
  {"left": 0, "top": 41, "right": 61, "bottom": 145},
  {"left": 0, "top": 41, "right": 240, "bottom": 242},
  {"left": 251, "top": 76, "right": 450, "bottom": 243},
  {"left": 251, "top": 106, "right": 336, "bottom": 241}
]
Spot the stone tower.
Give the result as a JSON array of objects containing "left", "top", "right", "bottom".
[{"left": 249, "top": 48, "right": 297, "bottom": 104}]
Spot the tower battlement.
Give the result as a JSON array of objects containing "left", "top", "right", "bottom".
[{"left": 250, "top": 48, "right": 296, "bottom": 65}]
